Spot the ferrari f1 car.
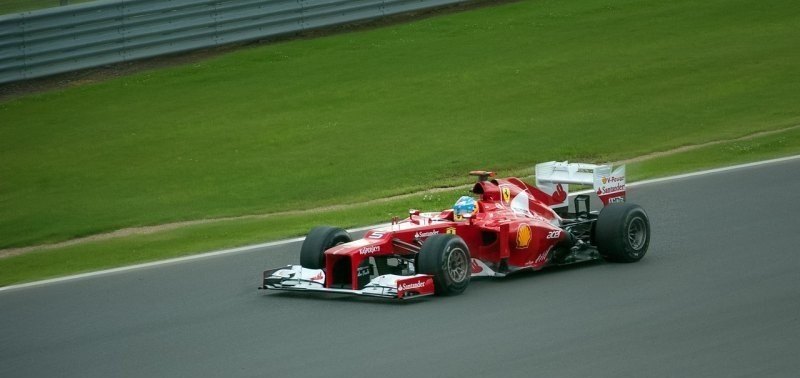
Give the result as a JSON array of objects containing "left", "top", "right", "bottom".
[{"left": 259, "top": 161, "right": 650, "bottom": 299}]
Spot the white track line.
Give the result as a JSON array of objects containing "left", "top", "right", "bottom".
[
  {"left": 3, "top": 154, "right": 799, "bottom": 292},
  {"left": 628, "top": 154, "right": 800, "bottom": 187},
  {"left": 0, "top": 225, "right": 386, "bottom": 292}
]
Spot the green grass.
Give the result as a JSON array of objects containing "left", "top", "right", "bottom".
[
  {"left": 0, "top": 0, "right": 94, "bottom": 15},
  {"left": 0, "top": 189, "right": 464, "bottom": 286},
  {"left": 1, "top": 0, "right": 799, "bottom": 250},
  {"left": 2, "top": 126, "right": 799, "bottom": 287},
  {"left": 628, "top": 128, "right": 800, "bottom": 180}
]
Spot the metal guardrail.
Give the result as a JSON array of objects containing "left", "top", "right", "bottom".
[{"left": 0, "top": 0, "right": 466, "bottom": 84}]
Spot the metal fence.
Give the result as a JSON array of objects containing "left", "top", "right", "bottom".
[{"left": 0, "top": 0, "right": 467, "bottom": 84}]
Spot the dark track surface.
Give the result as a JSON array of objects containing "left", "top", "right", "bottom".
[{"left": 2, "top": 159, "right": 799, "bottom": 377}]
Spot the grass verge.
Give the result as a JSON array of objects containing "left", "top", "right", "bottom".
[
  {"left": 2, "top": 0, "right": 799, "bottom": 249},
  {"left": 2, "top": 127, "right": 799, "bottom": 287},
  {"left": 0, "top": 0, "right": 93, "bottom": 15}
]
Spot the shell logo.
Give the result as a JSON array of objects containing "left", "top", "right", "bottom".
[
  {"left": 516, "top": 224, "right": 532, "bottom": 249},
  {"left": 601, "top": 176, "right": 608, "bottom": 184},
  {"left": 501, "top": 186, "right": 511, "bottom": 205}
]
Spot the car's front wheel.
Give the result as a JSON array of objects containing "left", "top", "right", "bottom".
[
  {"left": 300, "top": 226, "right": 351, "bottom": 269},
  {"left": 417, "top": 234, "right": 471, "bottom": 295}
]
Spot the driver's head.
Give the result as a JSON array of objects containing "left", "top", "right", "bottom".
[{"left": 453, "top": 196, "right": 477, "bottom": 218}]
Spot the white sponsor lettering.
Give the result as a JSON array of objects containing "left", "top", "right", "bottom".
[
  {"left": 532, "top": 246, "right": 552, "bottom": 265},
  {"left": 608, "top": 196, "right": 625, "bottom": 203},
  {"left": 414, "top": 230, "right": 440, "bottom": 238},
  {"left": 599, "top": 183, "right": 626, "bottom": 194},
  {"left": 358, "top": 246, "right": 381, "bottom": 255},
  {"left": 546, "top": 230, "right": 561, "bottom": 239},
  {"left": 399, "top": 281, "right": 427, "bottom": 291}
]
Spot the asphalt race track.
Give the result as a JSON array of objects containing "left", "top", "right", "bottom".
[{"left": 2, "top": 158, "right": 799, "bottom": 378}]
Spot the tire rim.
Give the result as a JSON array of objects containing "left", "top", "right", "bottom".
[
  {"left": 446, "top": 247, "right": 469, "bottom": 283},
  {"left": 628, "top": 217, "right": 647, "bottom": 251}
]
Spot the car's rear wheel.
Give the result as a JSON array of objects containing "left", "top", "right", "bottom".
[
  {"left": 300, "top": 226, "right": 351, "bottom": 269},
  {"left": 595, "top": 203, "right": 650, "bottom": 263},
  {"left": 418, "top": 234, "right": 471, "bottom": 295}
]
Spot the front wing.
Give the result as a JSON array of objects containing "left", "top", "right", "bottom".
[{"left": 258, "top": 265, "right": 435, "bottom": 299}]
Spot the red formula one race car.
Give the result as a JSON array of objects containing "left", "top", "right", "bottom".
[{"left": 259, "top": 161, "right": 650, "bottom": 299}]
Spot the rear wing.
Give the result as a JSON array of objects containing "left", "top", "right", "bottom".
[{"left": 535, "top": 161, "right": 626, "bottom": 209}]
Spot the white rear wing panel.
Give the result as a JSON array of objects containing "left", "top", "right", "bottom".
[{"left": 535, "top": 161, "right": 626, "bottom": 208}]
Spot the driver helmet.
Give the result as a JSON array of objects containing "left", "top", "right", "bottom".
[{"left": 453, "top": 196, "right": 477, "bottom": 218}]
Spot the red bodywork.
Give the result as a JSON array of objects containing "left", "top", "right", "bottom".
[{"left": 320, "top": 177, "right": 570, "bottom": 290}]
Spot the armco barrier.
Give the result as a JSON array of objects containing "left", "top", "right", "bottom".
[{"left": 0, "top": 0, "right": 467, "bottom": 84}]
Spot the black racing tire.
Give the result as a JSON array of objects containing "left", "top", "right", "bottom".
[
  {"left": 595, "top": 203, "right": 651, "bottom": 263},
  {"left": 417, "top": 234, "right": 471, "bottom": 296},
  {"left": 300, "top": 226, "right": 351, "bottom": 269}
]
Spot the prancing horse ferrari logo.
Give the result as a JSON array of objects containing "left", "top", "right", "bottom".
[{"left": 501, "top": 186, "right": 511, "bottom": 205}]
